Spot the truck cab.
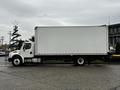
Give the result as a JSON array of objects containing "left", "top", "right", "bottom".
[{"left": 8, "top": 41, "right": 34, "bottom": 66}]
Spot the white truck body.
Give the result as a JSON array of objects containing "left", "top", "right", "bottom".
[{"left": 35, "top": 26, "right": 108, "bottom": 56}]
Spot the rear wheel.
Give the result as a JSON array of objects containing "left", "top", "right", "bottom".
[
  {"left": 74, "top": 57, "right": 85, "bottom": 66},
  {"left": 12, "top": 56, "right": 22, "bottom": 66}
]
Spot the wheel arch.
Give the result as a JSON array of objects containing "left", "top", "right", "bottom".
[
  {"left": 73, "top": 56, "right": 86, "bottom": 66},
  {"left": 12, "top": 54, "right": 24, "bottom": 63}
]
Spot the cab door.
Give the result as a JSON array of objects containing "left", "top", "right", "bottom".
[{"left": 20, "top": 42, "right": 34, "bottom": 58}]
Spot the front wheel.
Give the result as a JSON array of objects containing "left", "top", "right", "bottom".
[
  {"left": 74, "top": 57, "right": 85, "bottom": 66},
  {"left": 12, "top": 56, "right": 22, "bottom": 66}
]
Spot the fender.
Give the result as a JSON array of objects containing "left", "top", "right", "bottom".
[
  {"left": 9, "top": 52, "right": 25, "bottom": 63},
  {"left": 12, "top": 54, "right": 24, "bottom": 63}
]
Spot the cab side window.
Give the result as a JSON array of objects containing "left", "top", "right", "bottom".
[{"left": 23, "top": 43, "right": 31, "bottom": 50}]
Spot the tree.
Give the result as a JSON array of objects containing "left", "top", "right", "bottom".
[
  {"left": 10, "top": 25, "right": 21, "bottom": 50},
  {"left": 0, "top": 43, "right": 8, "bottom": 50}
]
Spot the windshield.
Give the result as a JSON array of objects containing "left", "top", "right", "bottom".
[{"left": 17, "top": 41, "right": 24, "bottom": 50}]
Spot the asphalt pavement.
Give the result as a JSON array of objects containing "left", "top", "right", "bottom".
[{"left": 0, "top": 56, "right": 120, "bottom": 90}]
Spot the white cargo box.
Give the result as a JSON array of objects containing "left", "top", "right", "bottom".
[{"left": 35, "top": 26, "right": 108, "bottom": 56}]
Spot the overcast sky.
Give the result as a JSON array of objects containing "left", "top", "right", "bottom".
[{"left": 0, "top": 0, "right": 120, "bottom": 44}]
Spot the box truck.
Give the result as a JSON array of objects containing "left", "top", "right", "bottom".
[{"left": 8, "top": 26, "right": 109, "bottom": 66}]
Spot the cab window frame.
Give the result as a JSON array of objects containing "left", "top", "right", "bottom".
[{"left": 23, "top": 43, "right": 31, "bottom": 50}]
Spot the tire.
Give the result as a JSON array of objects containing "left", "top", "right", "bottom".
[
  {"left": 74, "top": 57, "right": 85, "bottom": 66},
  {"left": 12, "top": 56, "right": 22, "bottom": 66}
]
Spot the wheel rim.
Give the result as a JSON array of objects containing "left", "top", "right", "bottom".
[
  {"left": 14, "top": 59, "right": 20, "bottom": 65},
  {"left": 77, "top": 57, "right": 84, "bottom": 65}
]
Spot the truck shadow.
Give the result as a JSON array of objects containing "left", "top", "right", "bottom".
[{"left": 9, "top": 63, "right": 106, "bottom": 68}]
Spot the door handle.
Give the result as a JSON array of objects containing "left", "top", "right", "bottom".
[{"left": 30, "top": 52, "right": 32, "bottom": 54}]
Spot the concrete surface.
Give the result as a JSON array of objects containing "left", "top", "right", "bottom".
[{"left": 0, "top": 56, "right": 120, "bottom": 90}]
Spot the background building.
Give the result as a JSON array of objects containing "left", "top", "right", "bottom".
[{"left": 109, "top": 23, "right": 120, "bottom": 49}]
